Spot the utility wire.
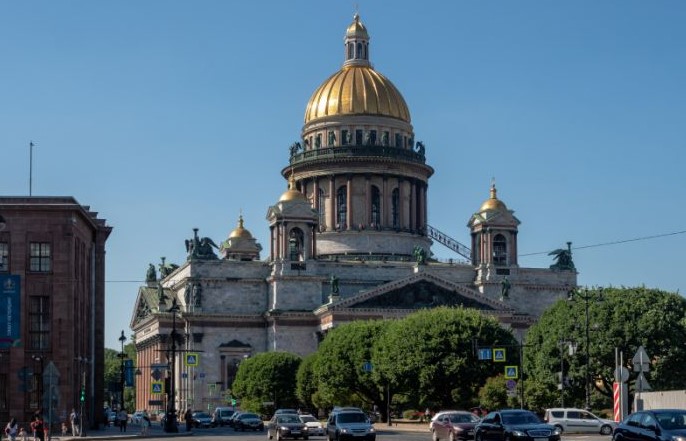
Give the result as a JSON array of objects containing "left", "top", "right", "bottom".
[
  {"left": 520, "top": 229, "right": 686, "bottom": 257},
  {"left": 104, "top": 229, "right": 686, "bottom": 282}
]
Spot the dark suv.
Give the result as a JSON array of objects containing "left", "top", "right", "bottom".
[{"left": 326, "top": 410, "right": 376, "bottom": 441}]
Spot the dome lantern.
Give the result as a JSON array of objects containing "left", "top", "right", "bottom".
[{"left": 344, "top": 13, "right": 370, "bottom": 68}]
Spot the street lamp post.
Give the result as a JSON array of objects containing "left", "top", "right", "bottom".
[
  {"left": 118, "top": 330, "right": 126, "bottom": 412},
  {"left": 568, "top": 288, "right": 603, "bottom": 410},
  {"left": 164, "top": 298, "right": 180, "bottom": 433}
]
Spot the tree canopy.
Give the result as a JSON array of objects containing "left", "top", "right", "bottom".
[{"left": 524, "top": 287, "right": 686, "bottom": 410}]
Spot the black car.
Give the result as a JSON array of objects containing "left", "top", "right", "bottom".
[
  {"left": 613, "top": 409, "right": 686, "bottom": 441},
  {"left": 233, "top": 412, "right": 265, "bottom": 431},
  {"left": 475, "top": 410, "right": 561, "bottom": 441}
]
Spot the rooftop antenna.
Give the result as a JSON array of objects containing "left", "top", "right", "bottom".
[{"left": 29, "top": 141, "right": 35, "bottom": 196}]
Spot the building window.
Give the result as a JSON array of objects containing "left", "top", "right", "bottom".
[
  {"left": 493, "top": 234, "right": 507, "bottom": 265},
  {"left": 395, "top": 133, "right": 402, "bottom": 148},
  {"left": 355, "top": 130, "right": 363, "bottom": 146},
  {"left": 0, "top": 375, "right": 6, "bottom": 411},
  {"left": 392, "top": 188, "right": 400, "bottom": 228},
  {"left": 371, "top": 186, "right": 381, "bottom": 226},
  {"left": 336, "top": 186, "right": 347, "bottom": 228},
  {"left": 341, "top": 130, "right": 349, "bottom": 145},
  {"left": 28, "top": 296, "right": 50, "bottom": 350},
  {"left": 288, "top": 228, "right": 304, "bottom": 261},
  {"left": 29, "top": 242, "right": 51, "bottom": 272},
  {"left": 0, "top": 242, "right": 7, "bottom": 272}
]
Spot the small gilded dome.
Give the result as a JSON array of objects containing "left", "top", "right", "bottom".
[
  {"left": 279, "top": 174, "right": 308, "bottom": 202},
  {"left": 480, "top": 183, "right": 508, "bottom": 212},
  {"left": 228, "top": 215, "right": 253, "bottom": 239},
  {"left": 346, "top": 13, "right": 369, "bottom": 39}
]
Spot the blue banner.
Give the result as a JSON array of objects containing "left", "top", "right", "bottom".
[
  {"left": 124, "top": 359, "right": 135, "bottom": 387},
  {"left": 0, "top": 275, "right": 21, "bottom": 348}
]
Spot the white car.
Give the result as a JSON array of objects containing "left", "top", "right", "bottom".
[
  {"left": 544, "top": 408, "right": 616, "bottom": 435},
  {"left": 299, "top": 414, "right": 325, "bottom": 436}
]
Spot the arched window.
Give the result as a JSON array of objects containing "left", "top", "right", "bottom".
[
  {"left": 318, "top": 188, "right": 326, "bottom": 227},
  {"left": 289, "top": 228, "right": 304, "bottom": 261},
  {"left": 356, "top": 42, "right": 362, "bottom": 59},
  {"left": 392, "top": 188, "right": 400, "bottom": 228},
  {"left": 347, "top": 43, "right": 354, "bottom": 60},
  {"left": 336, "top": 186, "right": 347, "bottom": 228},
  {"left": 371, "top": 186, "right": 381, "bottom": 226},
  {"left": 493, "top": 234, "right": 507, "bottom": 265}
]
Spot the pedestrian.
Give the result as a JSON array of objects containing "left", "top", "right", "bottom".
[
  {"left": 30, "top": 416, "right": 43, "bottom": 441},
  {"left": 18, "top": 427, "right": 27, "bottom": 441},
  {"left": 117, "top": 408, "right": 128, "bottom": 432},
  {"left": 184, "top": 409, "right": 193, "bottom": 432},
  {"left": 140, "top": 414, "right": 151, "bottom": 436},
  {"left": 5, "top": 418, "right": 18, "bottom": 441},
  {"left": 424, "top": 407, "right": 431, "bottom": 423},
  {"left": 70, "top": 408, "right": 80, "bottom": 436}
]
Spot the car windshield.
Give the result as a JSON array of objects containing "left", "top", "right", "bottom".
[
  {"left": 502, "top": 412, "right": 541, "bottom": 425},
  {"left": 338, "top": 413, "right": 367, "bottom": 423},
  {"left": 194, "top": 413, "right": 210, "bottom": 418},
  {"left": 300, "top": 416, "right": 317, "bottom": 423},
  {"left": 655, "top": 412, "right": 686, "bottom": 430},
  {"left": 450, "top": 413, "right": 479, "bottom": 423},
  {"left": 278, "top": 416, "right": 301, "bottom": 424}
]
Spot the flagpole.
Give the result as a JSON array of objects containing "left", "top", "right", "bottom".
[{"left": 29, "top": 141, "right": 34, "bottom": 196}]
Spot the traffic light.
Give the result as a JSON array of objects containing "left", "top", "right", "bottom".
[{"left": 80, "top": 387, "right": 86, "bottom": 402}]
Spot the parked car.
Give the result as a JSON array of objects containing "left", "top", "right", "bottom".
[
  {"left": 212, "top": 407, "right": 235, "bottom": 427},
  {"left": 227, "top": 411, "right": 243, "bottom": 428},
  {"left": 474, "top": 409, "right": 561, "bottom": 441},
  {"left": 234, "top": 412, "right": 265, "bottom": 431},
  {"left": 432, "top": 411, "right": 480, "bottom": 441},
  {"left": 326, "top": 409, "right": 375, "bottom": 441},
  {"left": 430, "top": 411, "right": 463, "bottom": 431},
  {"left": 191, "top": 411, "right": 213, "bottom": 428},
  {"left": 613, "top": 409, "right": 686, "bottom": 441},
  {"left": 275, "top": 409, "right": 300, "bottom": 415},
  {"left": 268, "top": 413, "right": 309, "bottom": 440},
  {"left": 544, "top": 408, "right": 616, "bottom": 435},
  {"left": 299, "top": 414, "right": 325, "bottom": 436}
]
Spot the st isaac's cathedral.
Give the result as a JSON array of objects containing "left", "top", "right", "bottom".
[{"left": 130, "top": 14, "right": 576, "bottom": 411}]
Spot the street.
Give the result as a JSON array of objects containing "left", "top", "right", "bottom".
[{"left": 98, "top": 423, "right": 612, "bottom": 441}]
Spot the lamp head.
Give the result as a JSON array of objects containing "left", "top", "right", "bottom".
[{"left": 119, "top": 330, "right": 126, "bottom": 344}]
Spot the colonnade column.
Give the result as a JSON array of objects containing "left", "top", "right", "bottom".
[
  {"left": 410, "top": 179, "right": 416, "bottom": 231},
  {"left": 398, "top": 178, "right": 404, "bottom": 229},
  {"left": 365, "top": 176, "right": 371, "bottom": 226},
  {"left": 328, "top": 176, "right": 335, "bottom": 231},
  {"left": 346, "top": 175, "right": 353, "bottom": 230},
  {"left": 382, "top": 176, "right": 388, "bottom": 228}
]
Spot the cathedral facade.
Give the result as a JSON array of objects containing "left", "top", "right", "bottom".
[{"left": 130, "top": 14, "right": 576, "bottom": 413}]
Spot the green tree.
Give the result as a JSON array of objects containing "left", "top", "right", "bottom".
[
  {"left": 525, "top": 287, "right": 686, "bottom": 410},
  {"left": 232, "top": 352, "right": 301, "bottom": 415},
  {"left": 478, "top": 375, "right": 517, "bottom": 410},
  {"left": 295, "top": 353, "right": 319, "bottom": 413},
  {"left": 105, "top": 342, "right": 137, "bottom": 411},
  {"left": 312, "top": 320, "right": 390, "bottom": 413},
  {"left": 373, "top": 307, "right": 519, "bottom": 412}
]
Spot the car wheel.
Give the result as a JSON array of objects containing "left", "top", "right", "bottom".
[
  {"left": 475, "top": 432, "right": 483, "bottom": 441},
  {"left": 433, "top": 429, "right": 440, "bottom": 441},
  {"left": 450, "top": 432, "right": 456, "bottom": 441},
  {"left": 601, "top": 425, "right": 613, "bottom": 436},
  {"left": 275, "top": 431, "right": 281, "bottom": 441},
  {"left": 303, "top": 436, "right": 309, "bottom": 440},
  {"left": 267, "top": 429, "right": 273, "bottom": 440},
  {"left": 555, "top": 425, "right": 564, "bottom": 433}
]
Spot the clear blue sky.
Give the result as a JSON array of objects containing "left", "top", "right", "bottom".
[{"left": 1, "top": 1, "right": 684, "bottom": 350}]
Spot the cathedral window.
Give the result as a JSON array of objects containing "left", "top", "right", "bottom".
[
  {"left": 392, "top": 188, "right": 400, "bottom": 228},
  {"left": 289, "top": 228, "right": 304, "bottom": 261},
  {"left": 341, "top": 129, "right": 349, "bottom": 145},
  {"left": 369, "top": 130, "right": 377, "bottom": 145},
  {"left": 395, "top": 133, "right": 402, "bottom": 148},
  {"left": 347, "top": 43, "right": 354, "bottom": 60},
  {"left": 336, "top": 186, "right": 347, "bottom": 228},
  {"left": 371, "top": 186, "right": 381, "bottom": 226},
  {"left": 356, "top": 42, "right": 362, "bottom": 59},
  {"left": 355, "top": 130, "right": 363, "bottom": 146},
  {"left": 493, "top": 234, "right": 507, "bottom": 265}
]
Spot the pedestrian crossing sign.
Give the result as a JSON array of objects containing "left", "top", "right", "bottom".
[
  {"left": 493, "top": 348, "right": 506, "bottom": 362},
  {"left": 185, "top": 353, "right": 199, "bottom": 367},
  {"left": 151, "top": 381, "right": 163, "bottom": 394},
  {"left": 505, "top": 366, "right": 518, "bottom": 379}
]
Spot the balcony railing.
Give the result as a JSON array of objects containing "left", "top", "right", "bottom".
[{"left": 289, "top": 144, "right": 427, "bottom": 165}]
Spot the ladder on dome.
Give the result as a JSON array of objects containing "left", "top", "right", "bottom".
[{"left": 426, "top": 225, "right": 472, "bottom": 261}]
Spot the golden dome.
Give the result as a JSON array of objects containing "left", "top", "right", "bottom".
[
  {"left": 304, "top": 13, "right": 410, "bottom": 124},
  {"left": 480, "top": 183, "right": 508, "bottom": 212},
  {"left": 305, "top": 66, "right": 410, "bottom": 124},
  {"left": 279, "top": 174, "right": 308, "bottom": 202},
  {"left": 228, "top": 215, "right": 253, "bottom": 239}
]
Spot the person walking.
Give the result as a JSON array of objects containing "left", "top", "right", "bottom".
[
  {"left": 30, "top": 416, "right": 43, "bottom": 441},
  {"left": 117, "top": 408, "right": 128, "bottom": 432},
  {"left": 184, "top": 409, "right": 193, "bottom": 432},
  {"left": 69, "top": 408, "right": 80, "bottom": 436},
  {"left": 5, "top": 418, "right": 18, "bottom": 441},
  {"left": 140, "top": 414, "right": 151, "bottom": 436}
]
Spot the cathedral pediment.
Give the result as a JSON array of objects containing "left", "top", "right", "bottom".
[{"left": 327, "top": 271, "right": 512, "bottom": 313}]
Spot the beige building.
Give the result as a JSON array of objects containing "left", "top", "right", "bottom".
[{"left": 130, "top": 14, "right": 576, "bottom": 413}]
